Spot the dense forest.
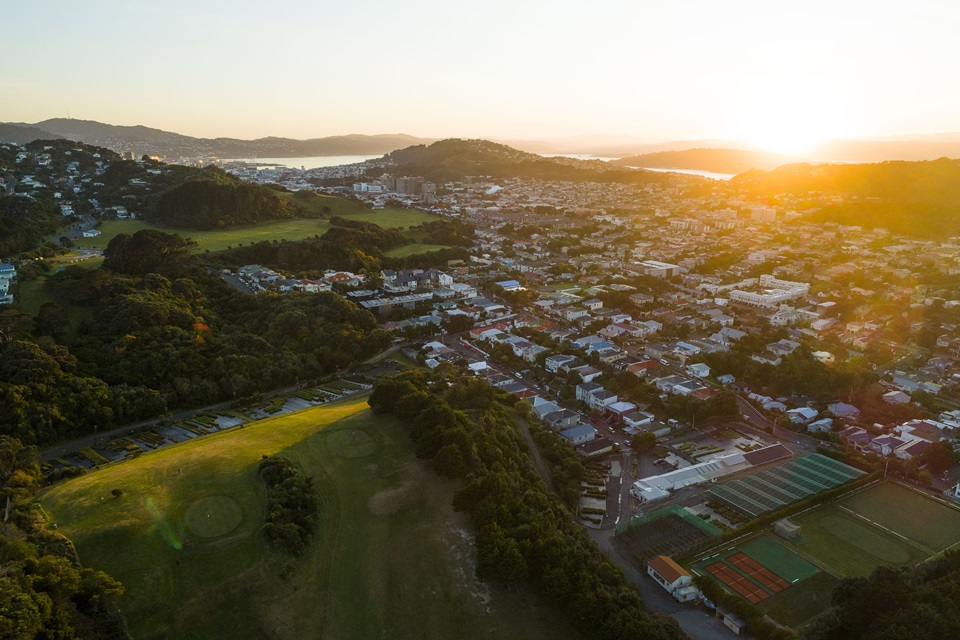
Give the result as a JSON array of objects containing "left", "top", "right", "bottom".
[
  {"left": 147, "top": 166, "right": 300, "bottom": 229},
  {"left": 368, "top": 371, "right": 684, "bottom": 640},
  {"left": 0, "top": 230, "right": 391, "bottom": 446},
  {"left": 0, "top": 193, "right": 62, "bottom": 256},
  {"left": 0, "top": 436, "right": 128, "bottom": 639}
]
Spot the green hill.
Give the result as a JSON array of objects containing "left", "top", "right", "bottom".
[{"left": 383, "top": 138, "right": 683, "bottom": 185}]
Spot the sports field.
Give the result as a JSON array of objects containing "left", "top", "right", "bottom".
[
  {"left": 41, "top": 397, "right": 582, "bottom": 640},
  {"left": 837, "top": 481, "right": 960, "bottom": 553},
  {"left": 693, "top": 481, "right": 960, "bottom": 629}
]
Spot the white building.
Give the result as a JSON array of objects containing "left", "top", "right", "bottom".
[{"left": 647, "top": 556, "right": 700, "bottom": 602}]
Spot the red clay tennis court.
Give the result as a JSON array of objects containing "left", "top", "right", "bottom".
[
  {"left": 727, "top": 552, "right": 790, "bottom": 592},
  {"left": 705, "top": 561, "right": 769, "bottom": 603}
]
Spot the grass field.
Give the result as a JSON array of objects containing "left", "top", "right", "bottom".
[
  {"left": 792, "top": 503, "right": 929, "bottom": 577},
  {"left": 41, "top": 397, "right": 583, "bottom": 640},
  {"left": 277, "top": 191, "right": 438, "bottom": 229},
  {"left": 73, "top": 197, "right": 445, "bottom": 257},
  {"left": 73, "top": 218, "right": 333, "bottom": 253},
  {"left": 837, "top": 482, "right": 960, "bottom": 553},
  {"left": 384, "top": 243, "right": 450, "bottom": 257}
]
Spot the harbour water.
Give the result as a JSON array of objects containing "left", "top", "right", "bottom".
[{"left": 221, "top": 155, "right": 381, "bottom": 169}]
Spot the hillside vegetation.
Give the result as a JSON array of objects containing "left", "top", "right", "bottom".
[{"left": 731, "top": 158, "right": 960, "bottom": 238}]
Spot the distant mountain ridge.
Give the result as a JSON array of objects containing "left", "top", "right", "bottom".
[{"left": 0, "top": 118, "right": 434, "bottom": 159}]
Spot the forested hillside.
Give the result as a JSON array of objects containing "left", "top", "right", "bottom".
[
  {"left": 0, "top": 230, "right": 391, "bottom": 446},
  {"left": 0, "top": 436, "right": 128, "bottom": 638}
]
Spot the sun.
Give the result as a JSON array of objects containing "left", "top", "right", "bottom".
[{"left": 732, "top": 79, "right": 850, "bottom": 156}]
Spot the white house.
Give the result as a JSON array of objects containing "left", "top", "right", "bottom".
[
  {"left": 647, "top": 556, "right": 699, "bottom": 602},
  {"left": 686, "top": 362, "right": 710, "bottom": 378}
]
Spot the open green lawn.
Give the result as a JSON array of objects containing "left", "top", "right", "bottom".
[
  {"left": 73, "top": 218, "right": 333, "bottom": 253},
  {"left": 41, "top": 397, "right": 582, "bottom": 640},
  {"left": 278, "top": 191, "right": 438, "bottom": 229},
  {"left": 792, "top": 502, "right": 930, "bottom": 577},
  {"left": 838, "top": 481, "right": 960, "bottom": 552},
  {"left": 384, "top": 243, "right": 450, "bottom": 258}
]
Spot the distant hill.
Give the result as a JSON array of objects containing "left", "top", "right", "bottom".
[
  {"left": 733, "top": 158, "right": 960, "bottom": 239},
  {"left": 382, "top": 138, "right": 683, "bottom": 185},
  {"left": 0, "top": 118, "right": 433, "bottom": 159},
  {"left": 0, "top": 123, "right": 63, "bottom": 145},
  {"left": 610, "top": 148, "right": 796, "bottom": 174}
]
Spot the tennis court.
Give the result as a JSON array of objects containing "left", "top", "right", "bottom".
[
  {"left": 727, "top": 552, "right": 790, "bottom": 592},
  {"left": 706, "top": 560, "right": 770, "bottom": 603}
]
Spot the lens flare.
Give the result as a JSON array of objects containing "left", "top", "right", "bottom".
[{"left": 145, "top": 497, "right": 182, "bottom": 550}]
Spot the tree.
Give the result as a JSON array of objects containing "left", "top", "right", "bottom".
[
  {"left": 919, "top": 440, "right": 956, "bottom": 475},
  {"left": 103, "top": 230, "right": 198, "bottom": 277},
  {"left": 631, "top": 432, "right": 656, "bottom": 452},
  {"left": 111, "top": 488, "right": 123, "bottom": 499}
]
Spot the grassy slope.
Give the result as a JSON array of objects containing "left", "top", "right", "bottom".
[
  {"left": 74, "top": 195, "right": 445, "bottom": 256},
  {"left": 41, "top": 397, "right": 582, "bottom": 640},
  {"left": 278, "top": 191, "right": 439, "bottom": 229},
  {"left": 73, "top": 218, "right": 332, "bottom": 252}
]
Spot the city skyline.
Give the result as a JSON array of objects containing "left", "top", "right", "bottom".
[{"left": 3, "top": 1, "right": 960, "bottom": 154}]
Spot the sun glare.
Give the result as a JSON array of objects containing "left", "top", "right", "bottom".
[{"left": 733, "top": 79, "right": 849, "bottom": 156}]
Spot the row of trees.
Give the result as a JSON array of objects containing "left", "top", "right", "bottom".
[{"left": 369, "top": 371, "right": 683, "bottom": 640}]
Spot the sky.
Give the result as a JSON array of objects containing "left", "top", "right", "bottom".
[{"left": 3, "top": 0, "right": 960, "bottom": 153}]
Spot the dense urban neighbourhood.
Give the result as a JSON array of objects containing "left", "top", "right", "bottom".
[{"left": 3, "top": 136, "right": 960, "bottom": 639}]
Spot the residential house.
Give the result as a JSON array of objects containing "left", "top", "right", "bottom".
[
  {"left": 686, "top": 362, "right": 710, "bottom": 378},
  {"left": 882, "top": 390, "right": 911, "bottom": 405},
  {"left": 828, "top": 402, "right": 861, "bottom": 421},
  {"left": 560, "top": 424, "right": 597, "bottom": 445}
]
